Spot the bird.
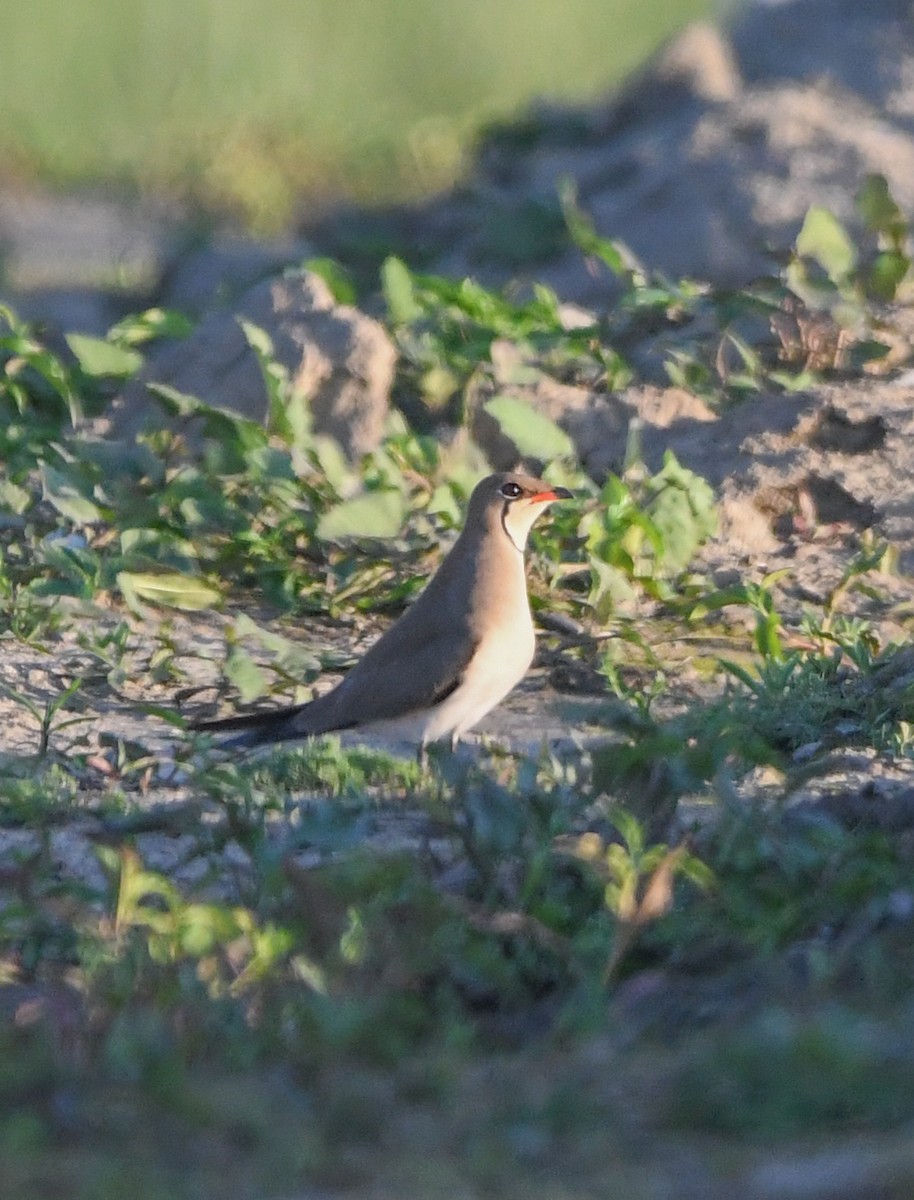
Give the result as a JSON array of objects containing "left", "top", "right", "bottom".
[{"left": 191, "top": 471, "right": 572, "bottom": 750}]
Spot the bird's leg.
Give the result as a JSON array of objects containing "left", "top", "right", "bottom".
[{"left": 416, "top": 740, "right": 430, "bottom": 774}]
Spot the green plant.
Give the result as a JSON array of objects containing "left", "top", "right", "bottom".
[
  {"left": 580, "top": 452, "right": 717, "bottom": 616},
  {"left": 382, "top": 255, "right": 604, "bottom": 416},
  {"left": 0, "top": 679, "right": 90, "bottom": 757},
  {"left": 0, "top": 164, "right": 913, "bottom": 1200},
  {"left": 570, "top": 809, "right": 713, "bottom": 982},
  {"left": 0, "top": 551, "right": 65, "bottom": 644},
  {"left": 788, "top": 175, "right": 913, "bottom": 311}
]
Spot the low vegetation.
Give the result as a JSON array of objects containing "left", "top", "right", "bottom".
[{"left": 0, "top": 178, "right": 913, "bottom": 1198}]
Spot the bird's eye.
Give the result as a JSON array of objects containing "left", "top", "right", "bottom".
[{"left": 499, "top": 481, "right": 523, "bottom": 499}]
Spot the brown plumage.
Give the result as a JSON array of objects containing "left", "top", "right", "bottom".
[{"left": 191, "top": 471, "right": 572, "bottom": 749}]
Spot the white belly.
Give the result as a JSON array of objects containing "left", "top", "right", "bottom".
[
  {"left": 356, "top": 617, "right": 536, "bottom": 748},
  {"left": 419, "top": 617, "right": 536, "bottom": 745}
]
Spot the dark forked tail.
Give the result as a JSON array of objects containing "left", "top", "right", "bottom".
[{"left": 189, "top": 702, "right": 314, "bottom": 750}]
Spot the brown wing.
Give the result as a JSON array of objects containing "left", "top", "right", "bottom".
[
  {"left": 295, "top": 597, "right": 478, "bottom": 731},
  {"left": 191, "top": 584, "right": 478, "bottom": 747}
]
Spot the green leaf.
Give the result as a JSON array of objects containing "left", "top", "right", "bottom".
[
  {"left": 68, "top": 436, "right": 165, "bottom": 485},
  {"left": 136, "top": 704, "right": 189, "bottom": 729},
  {"left": 482, "top": 394, "right": 574, "bottom": 459},
  {"left": 117, "top": 571, "right": 221, "bottom": 612},
  {"left": 177, "top": 903, "right": 242, "bottom": 957},
  {"left": 239, "top": 318, "right": 313, "bottom": 451},
  {"left": 311, "top": 435, "right": 351, "bottom": 493},
  {"left": 610, "top": 807, "right": 646, "bottom": 858},
  {"left": 108, "top": 307, "right": 193, "bottom": 347},
  {"left": 65, "top": 334, "right": 143, "bottom": 378},
  {"left": 795, "top": 206, "right": 857, "bottom": 283},
  {"left": 588, "top": 558, "right": 637, "bottom": 618},
  {"left": 148, "top": 383, "right": 268, "bottom": 467},
  {"left": 0, "top": 478, "right": 31, "bottom": 515},
  {"left": 646, "top": 452, "right": 718, "bottom": 572},
  {"left": 305, "top": 257, "right": 357, "bottom": 305},
  {"left": 224, "top": 645, "right": 269, "bottom": 703},
  {"left": 869, "top": 251, "right": 910, "bottom": 302},
  {"left": 559, "top": 177, "right": 630, "bottom": 276},
  {"left": 316, "top": 490, "right": 407, "bottom": 541},
  {"left": 784, "top": 259, "right": 843, "bottom": 313},
  {"left": 232, "top": 613, "right": 320, "bottom": 676},
  {"left": 146, "top": 382, "right": 207, "bottom": 418},
  {"left": 0, "top": 328, "right": 83, "bottom": 422},
  {"left": 857, "top": 174, "right": 907, "bottom": 243},
  {"left": 381, "top": 256, "right": 422, "bottom": 325},
  {"left": 238, "top": 318, "right": 275, "bottom": 363},
  {"left": 40, "top": 464, "right": 105, "bottom": 524}
]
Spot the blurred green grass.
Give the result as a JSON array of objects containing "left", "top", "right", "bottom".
[{"left": 1, "top": 0, "right": 715, "bottom": 229}]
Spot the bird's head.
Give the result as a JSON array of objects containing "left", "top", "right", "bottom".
[{"left": 469, "top": 471, "right": 573, "bottom": 552}]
